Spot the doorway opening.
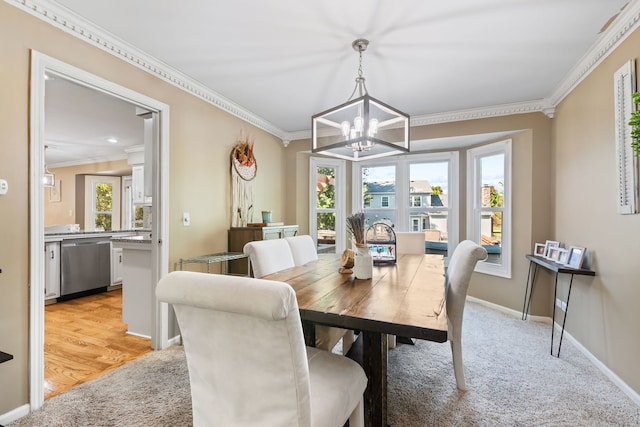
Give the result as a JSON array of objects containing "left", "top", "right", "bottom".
[{"left": 30, "top": 51, "right": 171, "bottom": 410}]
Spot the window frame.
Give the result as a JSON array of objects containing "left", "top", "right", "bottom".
[
  {"left": 352, "top": 151, "right": 459, "bottom": 258},
  {"left": 466, "top": 139, "right": 512, "bottom": 278},
  {"left": 84, "top": 175, "right": 121, "bottom": 231},
  {"left": 309, "top": 157, "right": 346, "bottom": 253}
]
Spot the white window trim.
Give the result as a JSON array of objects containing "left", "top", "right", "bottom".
[
  {"left": 84, "top": 175, "right": 121, "bottom": 231},
  {"left": 466, "top": 139, "right": 512, "bottom": 278},
  {"left": 309, "top": 157, "right": 346, "bottom": 252},
  {"left": 352, "top": 152, "right": 459, "bottom": 258}
]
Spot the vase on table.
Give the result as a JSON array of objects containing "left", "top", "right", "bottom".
[{"left": 353, "top": 243, "right": 373, "bottom": 279}]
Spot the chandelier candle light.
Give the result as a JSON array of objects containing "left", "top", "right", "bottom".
[{"left": 312, "top": 39, "right": 410, "bottom": 161}]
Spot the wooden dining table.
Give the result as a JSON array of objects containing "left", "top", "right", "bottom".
[{"left": 262, "top": 253, "right": 448, "bottom": 427}]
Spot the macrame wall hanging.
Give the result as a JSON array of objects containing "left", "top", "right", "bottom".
[{"left": 230, "top": 134, "right": 257, "bottom": 226}]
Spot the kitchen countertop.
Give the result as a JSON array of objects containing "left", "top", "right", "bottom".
[
  {"left": 111, "top": 234, "right": 152, "bottom": 244},
  {"left": 45, "top": 229, "right": 152, "bottom": 242}
]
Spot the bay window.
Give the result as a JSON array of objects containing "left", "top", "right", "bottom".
[
  {"left": 353, "top": 152, "right": 459, "bottom": 258},
  {"left": 467, "top": 139, "right": 512, "bottom": 277}
]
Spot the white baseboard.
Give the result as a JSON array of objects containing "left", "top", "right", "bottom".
[
  {"left": 467, "top": 295, "right": 551, "bottom": 324},
  {"left": 552, "top": 323, "right": 640, "bottom": 407},
  {"left": 468, "top": 296, "right": 640, "bottom": 406},
  {"left": 0, "top": 403, "right": 30, "bottom": 425},
  {"left": 167, "top": 335, "right": 181, "bottom": 347}
]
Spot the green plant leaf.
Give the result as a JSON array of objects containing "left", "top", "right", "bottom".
[{"left": 630, "top": 92, "right": 640, "bottom": 157}]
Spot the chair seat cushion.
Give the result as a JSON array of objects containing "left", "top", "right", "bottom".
[{"left": 306, "top": 347, "right": 367, "bottom": 427}]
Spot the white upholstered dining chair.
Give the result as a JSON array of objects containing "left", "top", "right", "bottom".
[
  {"left": 242, "top": 238, "right": 295, "bottom": 278},
  {"left": 157, "top": 271, "right": 367, "bottom": 427},
  {"left": 284, "top": 235, "right": 355, "bottom": 354},
  {"left": 445, "top": 239, "right": 488, "bottom": 390},
  {"left": 395, "top": 232, "right": 425, "bottom": 255}
]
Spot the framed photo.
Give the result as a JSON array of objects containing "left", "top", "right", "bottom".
[
  {"left": 48, "top": 179, "right": 61, "bottom": 202},
  {"left": 565, "top": 246, "right": 586, "bottom": 269},
  {"left": 548, "top": 247, "right": 561, "bottom": 262},
  {"left": 557, "top": 248, "right": 569, "bottom": 265},
  {"left": 544, "top": 240, "right": 559, "bottom": 259},
  {"left": 534, "top": 243, "right": 546, "bottom": 256}
]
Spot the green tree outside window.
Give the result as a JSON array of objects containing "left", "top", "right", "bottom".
[
  {"left": 95, "top": 183, "right": 113, "bottom": 231},
  {"left": 317, "top": 167, "right": 335, "bottom": 230}
]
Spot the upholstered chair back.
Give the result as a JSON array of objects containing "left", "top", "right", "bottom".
[
  {"left": 445, "top": 239, "right": 487, "bottom": 390},
  {"left": 285, "top": 235, "right": 318, "bottom": 266},
  {"left": 157, "top": 271, "right": 367, "bottom": 427},
  {"left": 243, "top": 238, "right": 295, "bottom": 278},
  {"left": 395, "top": 232, "right": 425, "bottom": 254}
]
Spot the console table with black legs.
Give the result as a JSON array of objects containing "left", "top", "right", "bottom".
[{"left": 521, "top": 254, "right": 595, "bottom": 357}]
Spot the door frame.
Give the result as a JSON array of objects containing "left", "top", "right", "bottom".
[{"left": 29, "top": 51, "right": 171, "bottom": 410}]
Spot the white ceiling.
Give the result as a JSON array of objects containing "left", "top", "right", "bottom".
[
  {"left": 45, "top": 75, "right": 144, "bottom": 168},
  {"left": 37, "top": 0, "right": 634, "bottom": 164}
]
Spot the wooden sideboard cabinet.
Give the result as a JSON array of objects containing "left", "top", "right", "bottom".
[{"left": 228, "top": 225, "right": 299, "bottom": 274}]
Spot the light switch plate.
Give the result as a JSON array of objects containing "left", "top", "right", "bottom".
[
  {"left": 182, "top": 212, "right": 190, "bottom": 226},
  {"left": 0, "top": 179, "right": 8, "bottom": 195}
]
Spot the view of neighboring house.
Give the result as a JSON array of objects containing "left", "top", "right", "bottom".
[{"left": 364, "top": 179, "right": 449, "bottom": 237}]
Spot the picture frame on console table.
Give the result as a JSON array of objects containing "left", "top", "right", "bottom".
[
  {"left": 544, "top": 240, "right": 559, "bottom": 259},
  {"left": 534, "top": 243, "right": 546, "bottom": 256},
  {"left": 557, "top": 248, "right": 569, "bottom": 265},
  {"left": 548, "top": 247, "right": 562, "bottom": 262},
  {"left": 565, "top": 246, "right": 586, "bottom": 269}
]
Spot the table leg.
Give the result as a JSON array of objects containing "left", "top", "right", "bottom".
[
  {"left": 522, "top": 262, "right": 539, "bottom": 320},
  {"left": 362, "top": 330, "right": 388, "bottom": 427},
  {"left": 302, "top": 320, "right": 316, "bottom": 347},
  {"left": 550, "top": 272, "right": 560, "bottom": 356},
  {"left": 553, "top": 274, "right": 574, "bottom": 358}
]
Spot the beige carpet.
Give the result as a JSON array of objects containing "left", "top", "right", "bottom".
[{"left": 10, "top": 301, "right": 640, "bottom": 426}]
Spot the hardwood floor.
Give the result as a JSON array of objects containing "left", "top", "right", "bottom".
[{"left": 44, "top": 289, "right": 152, "bottom": 400}]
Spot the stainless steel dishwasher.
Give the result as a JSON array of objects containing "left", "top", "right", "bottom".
[{"left": 60, "top": 237, "right": 111, "bottom": 299}]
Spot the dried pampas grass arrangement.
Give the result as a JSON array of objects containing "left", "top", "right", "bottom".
[{"left": 346, "top": 212, "right": 366, "bottom": 246}]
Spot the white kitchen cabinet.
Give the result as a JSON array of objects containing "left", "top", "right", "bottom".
[
  {"left": 44, "top": 241, "right": 60, "bottom": 300},
  {"left": 132, "top": 165, "right": 152, "bottom": 205},
  {"left": 111, "top": 246, "right": 123, "bottom": 285},
  {"left": 112, "top": 237, "right": 153, "bottom": 338}
]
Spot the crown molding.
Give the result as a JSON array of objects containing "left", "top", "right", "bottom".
[
  {"left": 8, "top": 0, "right": 288, "bottom": 140},
  {"left": 12, "top": 0, "right": 640, "bottom": 144},
  {"left": 549, "top": 0, "right": 640, "bottom": 106},
  {"left": 411, "top": 99, "right": 555, "bottom": 127}
]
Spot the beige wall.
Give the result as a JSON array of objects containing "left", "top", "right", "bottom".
[
  {"left": 0, "top": 2, "right": 284, "bottom": 414},
  {"left": 552, "top": 28, "right": 640, "bottom": 392},
  {"left": 44, "top": 160, "right": 131, "bottom": 227},
  {"left": 2, "top": 0, "right": 639, "bottom": 417}
]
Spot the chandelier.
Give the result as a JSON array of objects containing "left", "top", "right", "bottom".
[{"left": 311, "top": 39, "right": 410, "bottom": 161}]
